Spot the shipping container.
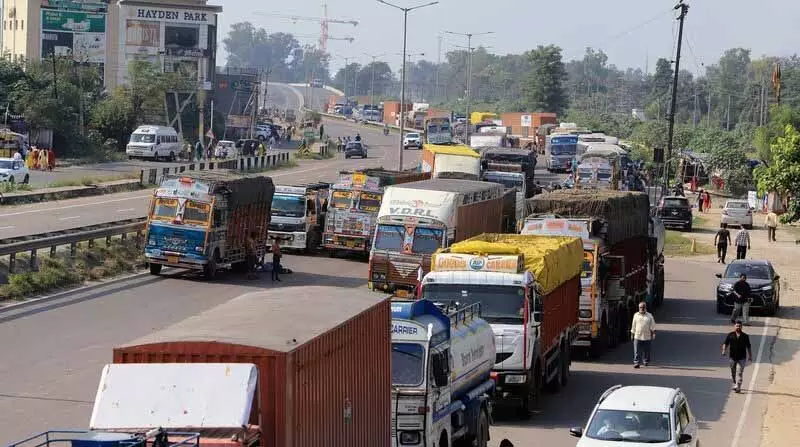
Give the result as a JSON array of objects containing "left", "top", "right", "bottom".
[
  {"left": 113, "top": 286, "right": 392, "bottom": 447},
  {"left": 542, "top": 275, "right": 580, "bottom": 354},
  {"left": 501, "top": 112, "right": 558, "bottom": 138},
  {"left": 382, "top": 100, "right": 413, "bottom": 124}
]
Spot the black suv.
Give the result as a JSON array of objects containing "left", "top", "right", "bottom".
[
  {"left": 659, "top": 196, "right": 693, "bottom": 231},
  {"left": 344, "top": 141, "right": 367, "bottom": 159},
  {"left": 715, "top": 260, "right": 781, "bottom": 315}
]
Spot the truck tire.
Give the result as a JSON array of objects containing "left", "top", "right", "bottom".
[
  {"left": 149, "top": 263, "right": 162, "bottom": 275},
  {"left": 559, "top": 343, "right": 570, "bottom": 387},
  {"left": 546, "top": 355, "right": 562, "bottom": 392},
  {"left": 203, "top": 255, "right": 217, "bottom": 280},
  {"left": 589, "top": 321, "right": 609, "bottom": 358},
  {"left": 518, "top": 365, "right": 541, "bottom": 419},
  {"left": 476, "top": 409, "right": 489, "bottom": 447}
]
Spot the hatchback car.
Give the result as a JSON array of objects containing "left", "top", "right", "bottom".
[
  {"left": 0, "top": 157, "right": 30, "bottom": 184},
  {"left": 569, "top": 385, "right": 699, "bottom": 446},
  {"left": 716, "top": 259, "right": 780, "bottom": 315},
  {"left": 344, "top": 141, "right": 367, "bottom": 159},
  {"left": 403, "top": 132, "right": 422, "bottom": 149},
  {"left": 720, "top": 200, "right": 753, "bottom": 229},
  {"left": 659, "top": 196, "right": 693, "bottom": 231}
]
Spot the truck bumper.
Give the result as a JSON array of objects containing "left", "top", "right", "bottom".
[
  {"left": 145, "top": 253, "right": 207, "bottom": 270},
  {"left": 492, "top": 371, "right": 529, "bottom": 402},
  {"left": 323, "top": 234, "right": 369, "bottom": 252},
  {"left": 368, "top": 278, "right": 416, "bottom": 297},
  {"left": 571, "top": 321, "right": 594, "bottom": 347},
  {"left": 269, "top": 231, "right": 306, "bottom": 250}
]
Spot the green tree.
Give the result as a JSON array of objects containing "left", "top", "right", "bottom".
[
  {"left": 754, "top": 124, "right": 800, "bottom": 197},
  {"left": 521, "top": 45, "right": 568, "bottom": 115}
]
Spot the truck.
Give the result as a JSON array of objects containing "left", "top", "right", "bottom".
[
  {"left": 145, "top": 173, "right": 274, "bottom": 279},
  {"left": 424, "top": 116, "right": 453, "bottom": 144},
  {"left": 544, "top": 134, "right": 579, "bottom": 172},
  {"left": 480, "top": 147, "right": 537, "bottom": 192},
  {"left": 521, "top": 189, "right": 663, "bottom": 358},
  {"left": 268, "top": 183, "right": 329, "bottom": 252},
  {"left": 469, "top": 133, "right": 507, "bottom": 150},
  {"left": 420, "top": 233, "right": 583, "bottom": 418},
  {"left": 421, "top": 144, "right": 481, "bottom": 180},
  {"left": 368, "top": 178, "right": 511, "bottom": 296},
  {"left": 324, "top": 169, "right": 430, "bottom": 255},
  {"left": 481, "top": 164, "right": 528, "bottom": 226},
  {"left": 575, "top": 145, "right": 621, "bottom": 190},
  {"left": 391, "top": 299, "right": 495, "bottom": 447}
]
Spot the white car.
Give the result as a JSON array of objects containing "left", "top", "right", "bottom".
[
  {"left": 720, "top": 200, "right": 753, "bottom": 229},
  {"left": 0, "top": 158, "right": 30, "bottom": 184},
  {"left": 569, "top": 385, "right": 700, "bottom": 446},
  {"left": 403, "top": 132, "right": 422, "bottom": 149}
]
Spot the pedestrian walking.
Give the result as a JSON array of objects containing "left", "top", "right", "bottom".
[
  {"left": 194, "top": 140, "right": 203, "bottom": 161},
  {"left": 631, "top": 302, "right": 656, "bottom": 368},
  {"left": 714, "top": 223, "right": 732, "bottom": 263},
  {"left": 704, "top": 191, "right": 712, "bottom": 212},
  {"left": 765, "top": 210, "right": 778, "bottom": 242},
  {"left": 721, "top": 320, "right": 752, "bottom": 393},
  {"left": 735, "top": 227, "right": 751, "bottom": 259},
  {"left": 319, "top": 124, "right": 325, "bottom": 140},
  {"left": 271, "top": 239, "right": 282, "bottom": 282},
  {"left": 730, "top": 273, "right": 752, "bottom": 324},
  {"left": 696, "top": 190, "right": 704, "bottom": 212},
  {"left": 246, "top": 232, "right": 258, "bottom": 280}
]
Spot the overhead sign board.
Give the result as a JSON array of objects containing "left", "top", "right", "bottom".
[
  {"left": 129, "top": 7, "right": 213, "bottom": 24},
  {"left": 42, "top": 10, "right": 106, "bottom": 33}
]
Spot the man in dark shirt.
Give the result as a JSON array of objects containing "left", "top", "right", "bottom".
[
  {"left": 731, "top": 274, "right": 752, "bottom": 324},
  {"left": 714, "top": 223, "right": 732, "bottom": 263},
  {"left": 722, "top": 320, "right": 752, "bottom": 393}
]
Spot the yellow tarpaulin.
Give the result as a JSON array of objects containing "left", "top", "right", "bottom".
[
  {"left": 446, "top": 234, "right": 584, "bottom": 295},
  {"left": 422, "top": 144, "right": 480, "bottom": 158}
]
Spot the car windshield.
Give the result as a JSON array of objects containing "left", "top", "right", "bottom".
[
  {"left": 392, "top": 342, "right": 425, "bottom": 386},
  {"left": 357, "top": 191, "right": 382, "bottom": 212},
  {"left": 663, "top": 198, "right": 689, "bottom": 207},
  {"left": 422, "top": 284, "right": 525, "bottom": 324},
  {"left": 130, "top": 133, "right": 155, "bottom": 143},
  {"left": 412, "top": 227, "right": 444, "bottom": 254},
  {"left": 330, "top": 190, "right": 353, "bottom": 209},
  {"left": 374, "top": 224, "right": 405, "bottom": 251},
  {"left": 406, "top": 133, "right": 420, "bottom": 139},
  {"left": 272, "top": 194, "right": 305, "bottom": 217},
  {"left": 726, "top": 201, "right": 749, "bottom": 209},
  {"left": 0, "top": 160, "right": 14, "bottom": 169},
  {"left": 586, "top": 409, "right": 671, "bottom": 443},
  {"left": 725, "top": 263, "right": 772, "bottom": 279}
]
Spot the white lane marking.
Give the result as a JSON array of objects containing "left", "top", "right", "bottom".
[
  {"left": 0, "top": 194, "right": 150, "bottom": 218},
  {"left": 731, "top": 317, "right": 771, "bottom": 447},
  {"left": 0, "top": 225, "right": 15, "bottom": 230},
  {"left": 117, "top": 208, "right": 135, "bottom": 212},
  {"left": 58, "top": 216, "right": 81, "bottom": 221}
]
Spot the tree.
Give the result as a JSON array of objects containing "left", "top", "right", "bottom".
[
  {"left": 521, "top": 45, "right": 568, "bottom": 115},
  {"left": 754, "top": 124, "right": 800, "bottom": 197}
]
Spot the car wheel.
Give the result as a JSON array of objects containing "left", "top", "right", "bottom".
[
  {"left": 23, "top": 174, "right": 29, "bottom": 184},
  {"left": 345, "top": 155, "right": 350, "bottom": 159},
  {"left": 716, "top": 300, "right": 726, "bottom": 314}
]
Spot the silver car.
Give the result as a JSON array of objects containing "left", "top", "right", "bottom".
[{"left": 720, "top": 200, "right": 753, "bottom": 228}]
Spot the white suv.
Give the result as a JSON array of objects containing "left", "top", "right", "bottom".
[
  {"left": 403, "top": 132, "right": 422, "bottom": 149},
  {"left": 569, "top": 385, "right": 700, "bottom": 446}
]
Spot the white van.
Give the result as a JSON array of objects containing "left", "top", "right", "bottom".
[{"left": 126, "top": 125, "right": 181, "bottom": 161}]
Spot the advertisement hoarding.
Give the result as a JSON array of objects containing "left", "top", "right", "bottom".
[
  {"left": 73, "top": 32, "right": 105, "bottom": 63},
  {"left": 126, "top": 20, "right": 160, "bottom": 47},
  {"left": 41, "top": 31, "right": 73, "bottom": 57},
  {"left": 42, "top": 10, "right": 106, "bottom": 33}
]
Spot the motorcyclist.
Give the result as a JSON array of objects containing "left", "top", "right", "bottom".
[
  {"left": 355, "top": 133, "right": 362, "bottom": 142},
  {"left": 383, "top": 123, "right": 389, "bottom": 135},
  {"left": 672, "top": 182, "right": 685, "bottom": 196}
]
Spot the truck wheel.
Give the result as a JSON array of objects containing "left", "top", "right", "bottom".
[
  {"left": 518, "top": 365, "right": 541, "bottom": 419},
  {"left": 546, "top": 356, "right": 562, "bottom": 392},
  {"left": 203, "top": 256, "right": 217, "bottom": 280},
  {"left": 149, "top": 263, "right": 162, "bottom": 275},
  {"left": 559, "top": 344, "right": 570, "bottom": 387},
  {"left": 475, "top": 410, "right": 490, "bottom": 447}
]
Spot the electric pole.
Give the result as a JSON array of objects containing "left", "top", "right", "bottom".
[{"left": 663, "top": 0, "right": 688, "bottom": 190}]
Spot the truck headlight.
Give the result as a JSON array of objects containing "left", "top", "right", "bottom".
[
  {"left": 372, "top": 272, "right": 386, "bottom": 280},
  {"left": 759, "top": 285, "right": 773, "bottom": 291},
  {"left": 579, "top": 309, "right": 592, "bottom": 319},
  {"left": 399, "top": 431, "right": 421, "bottom": 445},
  {"left": 505, "top": 374, "right": 527, "bottom": 384}
]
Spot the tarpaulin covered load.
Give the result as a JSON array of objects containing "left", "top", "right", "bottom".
[
  {"left": 338, "top": 167, "right": 430, "bottom": 186},
  {"left": 423, "top": 144, "right": 481, "bottom": 158},
  {"left": 162, "top": 172, "right": 275, "bottom": 208},
  {"left": 444, "top": 233, "right": 583, "bottom": 295},
  {"left": 525, "top": 189, "right": 650, "bottom": 245}
]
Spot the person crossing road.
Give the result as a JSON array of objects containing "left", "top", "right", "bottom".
[{"left": 722, "top": 320, "right": 752, "bottom": 393}]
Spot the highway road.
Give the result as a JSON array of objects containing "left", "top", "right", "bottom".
[{"left": 0, "top": 256, "right": 776, "bottom": 445}]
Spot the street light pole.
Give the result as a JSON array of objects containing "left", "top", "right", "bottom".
[
  {"left": 378, "top": 0, "right": 439, "bottom": 171},
  {"left": 444, "top": 30, "right": 493, "bottom": 143}
]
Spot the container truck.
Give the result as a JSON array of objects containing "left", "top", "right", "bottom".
[
  {"left": 424, "top": 116, "right": 453, "bottom": 144},
  {"left": 145, "top": 173, "right": 274, "bottom": 279},
  {"left": 480, "top": 147, "right": 537, "bottom": 194},
  {"left": 420, "top": 144, "right": 481, "bottom": 180},
  {"left": 268, "top": 183, "right": 329, "bottom": 252},
  {"left": 521, "top": 189, "right": 663, "bottom": 358},
  {"left": 112, "top": 286, "right": 392, "bottom": 447},
  {"left": 575, "top": 145, "right": 621, "bottom": 190},
  {"left": 391, "top": 299, "right": 495, "bottom": 447},
  {"left": 421, "top": 234, "right": 583, "bottom": 418},
  {"left": 470, "top": 133, "right": 507, "bottom": 150},
  {"left": 324, "top": 169, "right": 430, "bottom": 254},
  {"left": 369, "top": 179, "right": 509, "bottom": 296}
]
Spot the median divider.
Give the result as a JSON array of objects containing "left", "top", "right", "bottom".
[{"left": 139, "top": 151, "right": 291, "bottom": 185}]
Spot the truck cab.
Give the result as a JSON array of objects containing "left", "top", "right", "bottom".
[
  {"left": 269, "top": 183, "right": 329, "bottom": 252},
  {"left": 391, "top": 299, "right": 495, "bottom": 447}
]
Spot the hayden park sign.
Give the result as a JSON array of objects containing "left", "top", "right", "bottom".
[{"left": 133, "top": 7, "right": 212, "bottom": 23}]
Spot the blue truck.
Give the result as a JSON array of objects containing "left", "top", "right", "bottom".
[{"left": 144, "top": 172, "right": 275, "bottom": 279}]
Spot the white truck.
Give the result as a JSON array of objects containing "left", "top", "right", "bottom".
[
  {"left": 420, "top": 234, "right": 584, "bottom": 418},
  {"left": 391, "top": 299, "right": 495, "bottom": 447},
  {"left": 470, "top": 133, "right": 507, "bottom": 149},
  {"left": 269, "top": 183, "right": 329, "bottom": 252},
  {"left": 421, "top": 144, "right": 482, "bottom": 180}
]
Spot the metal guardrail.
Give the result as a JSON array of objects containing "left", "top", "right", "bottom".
[{"left": 0, "top": 218, "right": 147, "bottom": 274}]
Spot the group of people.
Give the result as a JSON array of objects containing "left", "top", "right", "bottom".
[
  {"left": 696, "top": 189, "right": 713, "bottom": 212},
  {"left": 246, "top": 234, "right": 283, "bottom": 282},
  {"left": 17, "top": 147, "right": 56, "bottom": 171},
  {"left": 335, "top": 133, "right": 361, "bottom": 152}
]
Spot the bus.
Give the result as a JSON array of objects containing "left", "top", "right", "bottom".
[{"left": 545, "top": 134, "right": 579, "bottom": 172}]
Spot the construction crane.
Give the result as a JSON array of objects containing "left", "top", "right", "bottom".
[
  {"left": 293, "top": 33, "right": 355, "bottom": 44},
  {"left": 253, "top": 4, "right": 358, "bottom": 53}
]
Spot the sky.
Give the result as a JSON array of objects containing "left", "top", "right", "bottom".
[{"left": 214, "top": 0, "right": 800, "bottom": 76}]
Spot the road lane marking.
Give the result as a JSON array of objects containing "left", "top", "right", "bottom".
[
  {"left": 117, "top": 208, "right": 135, "bottom": 212},
  {"left": 0, "top": 194, "right": 150, "bottom": 218},
  {"left": 58, "top": 216, "right": 81, "bottom": 221},
  {"left": 731, "top": 317, "right": 771, "bottom": 447},
  {"left": 0, "top": 225, "right": 15, "bottom": 230}
]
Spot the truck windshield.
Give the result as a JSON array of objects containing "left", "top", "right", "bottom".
[
  {"left": 551, "top": 144, "right": 576, "bottom": 156},
  {"left": 330, "top": 190, "right": 353, "bottom": 209},
  {"left": 484, "top": 173, "right": 523, "bottom": 189},
  {"left": 184, "top": 200, "right": 211, "bottom": 226},
  {"left": 357, "top": 191, "right": 382, "bottom": 212},
  {"left": 413, "top": 227, "right": 444, "bottom": 254},
  {"left": 422, "top": 284, "right": 525, "bottom": 324},
  {"left": 392, "top": 342, "right": 425, "bottom": 386},
  {"left": 375, "top": 224, "right": 405, "bottom": 251},
  {"left": 152, "top": 198, "right": 178, "bottom": 221},
  {"left": 272, "top": 194, "right": 305, "bottom": 217}
]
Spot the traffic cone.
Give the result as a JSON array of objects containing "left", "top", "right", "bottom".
[{"left": 691, "top": 238, "right": 697, "bottom": 253}]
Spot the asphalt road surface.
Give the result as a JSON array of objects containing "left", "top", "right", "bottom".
[{"left": 0, "top": 256, "right": 776, "bottom": 445}]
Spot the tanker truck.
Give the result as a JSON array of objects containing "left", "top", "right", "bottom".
[
  {"left": 391, "top": 299, "right": 495, "bottom": 447},
  {"left": 420, "top": 234, "right": 583, "bottom": 418}
]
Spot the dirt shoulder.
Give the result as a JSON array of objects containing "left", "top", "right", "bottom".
[{"left": 676, "top": 204, "right": 800, "bottom": 446}]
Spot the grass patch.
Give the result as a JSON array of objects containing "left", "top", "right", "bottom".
[
  {"left": 0, "top": 182, "right": 33, "bottom": 193},
  {"left": 0, "top": 238, "right": 146, "bottom": 301},
  {"left": 693, "top": 215, "right": 707, "bottom": 226},
  {"left": 664, "top": 230, "right": 715, "bottom": 257},
  {"left": 46, "top": 173, "right": 139, "bottom": 188}
]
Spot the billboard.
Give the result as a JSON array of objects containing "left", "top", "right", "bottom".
[
  {"left": 126, "top": 20, "right": 160, "bottom": 47},
  {"left": 73, "top": 32, "right": 105, "bottom": 63},
  {"left": 41, "top": 31, "right": 73, "bottom": 57},
  {"left": 41, "top": 10, "right": 106, "bottom": 33}
]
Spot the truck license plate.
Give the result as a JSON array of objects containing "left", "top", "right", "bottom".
[
  {"left": 167, "top": 255, "right": 179, "bottom": 264},
  {"left": 346, "top": 240, "right": 356, "bottom": 248},
  {"left": 395, "top": 290, "right": 409, "bottom": 298}
]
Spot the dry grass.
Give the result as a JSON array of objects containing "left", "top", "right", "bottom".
[{"left": 664, "top": 230, "right": 715, "bottom": 257}]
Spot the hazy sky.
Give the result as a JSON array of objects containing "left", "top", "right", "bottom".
[{"left": 215, "top": 0, "right": 800, "bottom": 75}]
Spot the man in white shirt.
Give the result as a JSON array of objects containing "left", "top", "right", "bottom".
[{"left": 631, "top": 302, "right": 656, "bottom": 368}]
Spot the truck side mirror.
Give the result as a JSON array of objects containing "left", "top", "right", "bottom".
[{"left": 532, "top": 294, "right": 543, "bottom": 323}]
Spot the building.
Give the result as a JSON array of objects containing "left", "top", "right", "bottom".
[{"left": 1, "top": 0, "right": 221, "bottom": 89}]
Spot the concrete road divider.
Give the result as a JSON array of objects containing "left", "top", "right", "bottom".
[{"left": 138, "top": 151, "right": 291, "bottom": 185}]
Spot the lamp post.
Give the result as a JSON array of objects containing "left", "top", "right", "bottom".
[
  {"left": 363, "top": 52, "right": 388, "bottom": 106},
  {"left": 443, "top": 30, "right": 493, "bottom": 142},
  {"left": 378, "top": 0, "right": 439, "bottom": 171}
]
